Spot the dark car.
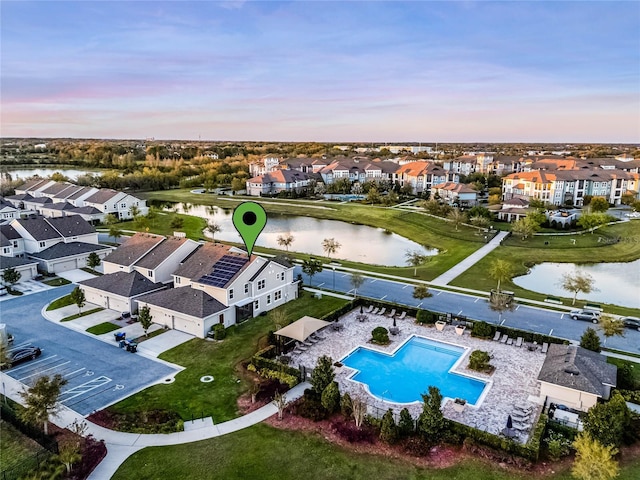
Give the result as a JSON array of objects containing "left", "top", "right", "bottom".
[
  {"left": 622, "top": 316, "right": 640, "bottom": 331},
  {"left": 4, "top": 346, "right": 42, "bottom": 368},
  {"left": 569, "top": 309, "right": 600, "bottom": 323}
]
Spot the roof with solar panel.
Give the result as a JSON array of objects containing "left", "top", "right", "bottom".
[{"left": 198, "top": 255, "right": 249, "bottom": 288}]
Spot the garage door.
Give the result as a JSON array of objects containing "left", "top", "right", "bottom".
[
  {"left": 83, "top": 289, "right": 106, "bottom": 308},
  {"left": 174, "top": 314, "right": 202, "bottom": 337},
  {"left": 54, "top": 258, "right": 78, "bottom": 273},
  {"left": 108, "top": 296, "right": 129, "bottom": 313}
]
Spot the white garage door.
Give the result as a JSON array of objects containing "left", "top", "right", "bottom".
[
  {"left": 54, "top": 258, "right": 78, "bottom": 273},
  {"left": 83, "top": 289, "right": 106, "bottom": 308},
  {"left": 173, "top": 314, "right": 202, "bottom": 337},
  {"left": 107, "top": 296, "right": 129, "bottom": 313}
]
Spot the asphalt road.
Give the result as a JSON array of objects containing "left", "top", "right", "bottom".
[
  {"left": 296, "top": 267, "right": 640, "bottom": 355},
  {"left": 1, "top": 286, "right": 179, "bottom": 416}
]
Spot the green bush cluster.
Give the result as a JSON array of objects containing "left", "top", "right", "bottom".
[
  {"left": 251, "top": 352, "right": 300, "bottom": 381},
  {"left": 471, "top": 321, "right": 494, "bottom": 338},
  {"left": 371, "top": 326, "right": 389, "bottom": 344},
  {"left": 416, "top": 310, "right": 435, "bottom": 324},
  {"left": 468, "top": 350, "right": 492, "bottom": 372},
  {"left": 544, "top": 431, "right": 572, "bottom": 461},
  {"left": 259, "top": 368, "right": 298, "bottom": 388},
  {"left": 212, "top": 323, "right": 226, "bottom": 340},
  {"left": 618, "top": 389, "right": 640, "bottom": 404}
]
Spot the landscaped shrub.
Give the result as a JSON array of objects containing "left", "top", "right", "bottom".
[
  {"left": 212, "top": 323, "right": 226, "bottom": 340},
  {"left": 341, "top": 393, "right": 353, "bottom": 418},
  {"left": 259, "top": 368, "right": 298, "bottom": 388},
  {"left": 471, "top": 321, "right": 494, "bottom": 338},
  {"left": 331, "top": 420, "right": 376, "bottom": 443},
  {"left": 311, "top": 356, "right": 335, "bottom": 394},
  {"left": 398, "top": 408, "right": 415, "bottom": 437},
  {"left": 403, "top": 436, "right": 431, "bottom": 457},
  {"left": 416, "top": 310, "right": 435, "bottom": 324},
  {"left": 468, "top": 350, "right": 492, "bottom": 372},
  {"left": 618, "top": 389, "right": 640, "bottom": 404},
  {"left": 371, "top": 326, "right": 389, "bottom": 344},
  {"left": 295, "top": 394, "right": 327, "bottom": 422},
  {"left": 321, "top": 381, "right": 341, "bottom": 414},
  {"left": 616, "top": 364, "right": 638, "bottom": 390},
  {"left": 544, "top": 431, "right": 572, "bottom": 461},
  {"left": 380, "top": 409, "right": 399, "bottom": 444}
]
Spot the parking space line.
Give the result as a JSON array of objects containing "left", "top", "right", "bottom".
[
  {"left": 10, "top": 342, "right": 33, "bottom": 350},
  {"left": 18, "top": 361, "right": 71, "bottom": 382},
  {"left": 457, "top": 310, "right": 463, "bottom": 315},
  {"left": 64, "top": 368, "right": 86, "bottom": 378},
  {"left": 380, "top": 295, "right": 387, "bottom": 300},
  {"left": 8, "top": 355, "right": 59, "bottom": 374},
  {"left": 65, "top": 384, "right": 117, "bottom": 408},
  {"left": 402, "top": 284, "right": 409, "bottom": 289},
  {"left": 437, "top": 291, "right": 442, "bottom": 296},
  {"left": 60, "top": 376, "right": 112, "bottom": 403},
  {"left": 474, "top": 298, "right": 479, "bottom": 303}
]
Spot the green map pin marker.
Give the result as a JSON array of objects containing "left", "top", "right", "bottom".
[{"left": 232, "top": 202, "right": 267, "bottom": 256}]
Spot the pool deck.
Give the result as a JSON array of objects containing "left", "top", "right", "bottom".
[{"left": 290, "top": 309, "right": 547, "bottom": 443}]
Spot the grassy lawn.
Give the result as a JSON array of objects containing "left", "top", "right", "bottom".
[
  {"left": 607, "top": 357, "right": 640, "bottom": 385},
  {"left": 106, "top": 294, "right": 349, "bottom": 423},
  {"left": 46, "top": 294, "right": 74, "bottom": 310},
  {"left": 118, "top": 212, "right": 207, "bottom": 241},
  {"left": 113, "top": 423, "right": 640, "bottom": 480},
  {"left": 132, "top": 328, "right": 166, "bottom": 343},
  {"left": 450, "top": 221, "right": 640, "bottom": 317},
  {"left": 42, "top": 277, "right": 71, "bottom": 287},
  {"left": 61, "top": 307, "right": 104, "bottom": 322},
  {"left": 0, "top": 420, "right": 44, "bottom": 472},
  {"left": 86, "top": 321, "right": 121, "bottom": 335}
]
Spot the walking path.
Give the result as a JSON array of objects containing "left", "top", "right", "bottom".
[{"left": 431, "top": 231, "right": 510, "bottom": 285}]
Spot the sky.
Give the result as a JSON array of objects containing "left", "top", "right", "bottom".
[{"left": 1, "top": 1, "right": 639, "bottom": 143}]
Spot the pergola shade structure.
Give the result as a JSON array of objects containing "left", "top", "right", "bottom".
[{"left": 274, "top": 316, "right": 331, "bottom": 342}]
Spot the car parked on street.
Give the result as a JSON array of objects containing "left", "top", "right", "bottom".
[
  {"left": 570, "top": 309, "right": 600, "bottom": 323},
  {"left": 621, "top": 316, "right": 640, "bottom": 331},
  {"left": 2, "top": 346, "right": 42, "bottom": 368}
]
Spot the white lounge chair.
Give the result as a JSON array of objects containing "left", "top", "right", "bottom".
[
  {"left": 500, "top": 334, "right": 508, "bottom": 343},
  {"left": 372, "top": 307, "right": 381, "bottom": 315},
  {"left": 541, "top": 342, "right": 549, "bottom": 353},
  {"left": 378, "top": 307, "right": 386, "bottom": 316},
  {"left": 507, "top": 337, "right": 514, "bottom": 346},
  {"left": 387, "top": 309, "right": 396, "bottom": 318},
  {"left": 366, "top": 305, "right": 374, "bottom": 313},
  {"left": 493, "top": 331, "right": 501, "bottom": 341},
  {"left": 515, "top": 337, "right": 523, "bottom": 347},
  {"left": 397, "top": 311, "right": 407, "bottom": 320}
]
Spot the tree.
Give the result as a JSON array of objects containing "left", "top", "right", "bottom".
[
  {"left": 589, "top": 197, "right": 609, "bottom": 213},
  {"left": 470, "top": 215, "right": 491, "bottom": 229},
  {"left": 69, "top": 287, "right": 85, "bottom": 314},
  {"left": 366, "top": 186, "right": 380, "bottom": 204},
  {"left": 2, "top": 267, "right": 21, "bottom": 290},
  {"left": 322, "top": 238, "right": 341, "bottom": 260},
  {"left": 350, "top": 273, "right": 364, "bottom": 298},
  {"left": 572, "top": 433, "right": 619, "bottom": 480},
  {"left": 405, "top": 249, "right": 429, "bottom": 276},
  {"left": 489, "top": 289, "right": 515, "bottom": 323},
  {"left": 231, "top": 177, "right": 245, "bottom": 193},
  {"left": 206, "top": 221, "right": 222, "bottom": 242},
  {"left": 104, "top": 213, "right": 118, "bottom": 226},
  {"left": 560, "top": 270, "right": 596, "bottom": 305},
  {"left": 273, "top": 391, "right": 288, "bottom": 420},
  {"left": 170, "top": 216, "right": 184, "bottom": 230},
  {"left": 19, "top": 374, "right": 68, "bottom": 435},
  {"left": 578, "top": 212, "right": 609, "bottom": 234},
  {"left": 447, "top": 208, "right": 467, "bottom": 231},
  {"left": 421, "top": 199, "right": 441, "bottom": 215},
  {"left": 351, "top": 396, "right": 367, "bottom": 428},
  {"left": 583, "top": 391, "right": 631, "bottom": 448},
  {"left": 398, "top": 408, "right": 415, "bottom": 437},
  {"left": 321, "top": 381, "right": 341, "bottom": 414},
  {"left": 413, "top": 284, "right": 433, "bottom": 300},
  {"left": 129, "top": 205, "right": 141, "bottom": 219},
  {"left": 380, "top": 409, "right": 399, "bottom": 444},
  {"left": 310, "top": 355, "right": 335, "bottom": 395},
  {"left": 138, "top": 306, "right": 153, "bottom": 337},
  {"left": 109, "top": 225, "right": 123, "bottom": 244},
  {"left": 599, "top": 315, "right": 625, "bottom": 346},
  {"left": 417, "top": 386, "right": 446, "bottom": 444},
  {"left": 489, "top": 259, "right": 513, "bottom": 293},
  {"left": 58, "top": 437, "right": 82, "bottom": 474},
  {"left": 276, "top": 233, "right": 294, "bottom": 252},
  {"left": 301, "top": 258, "right": 323, "bottom": 286},
  {"left": 468, "top": 350, "right": 491, "bottom": 372},
  {"left": 86, "top": 252, "right": 101, "bottom": 271},
  {"left": 580, "top": 328, "right": 602, "bottom": 352},
  {"left": 512, "top": 217, "right": 539, "bottom": 240}
]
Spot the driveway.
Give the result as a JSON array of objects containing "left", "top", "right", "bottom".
[
  {"left": 2, "top": 286, "right": 180, "bottom": 416},
  {"left": 57, "top": 268, "right": 97, "bottom": 283}
]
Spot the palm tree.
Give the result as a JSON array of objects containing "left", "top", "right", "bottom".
[
  {"left": 206, "top": 221, "right": 222, "bottom": 242},
  {"left": 350, "top": 273, "right": 365, "bottom": 298},
  {"left": 489, "top": 259, "right": 513, "bottom": 294},
  {"left": 599, "top": 315, "right": 625, "bottom": 346},
  {"left": 447, "top": 208, "right": 467, "bottom": 231},
  {"left": 405, "top": 249, "right": 428, "bottom": 276},
  {"left": 322, "top": 238, "right": 341, "bottom": 260},
  {"left": 277, "top": 233, "right": 294, "bottom": 252}
]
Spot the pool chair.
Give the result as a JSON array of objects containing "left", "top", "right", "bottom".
[
  {"left": 507, "top": 338, "right": 514, "bottom": 346},
  {"left": 515, "top": 405, "right": 533, "bottom": 414},
  {"left": 515, "top": 337, "right": 523, "bottom": 347},
  {"left": 541, "top": 342, "right": 549, "bottom": 354},
  {"left": 371, "top": 307, "right": 381, "bottom": 315},
  {"left": 366, "top": 305, "right": 375, "bottom": 313},
  {"left": 493, "top": 331, "right": 501, "bottom": 341},
  {"left": 397, "top": 311, "right": 407, "bottom": 321},
  {"left": 296, "top": 342, "right": 309, "bottom": 352},
  {"left": 500, "top": 334, "right": 508, "bottom": 343},
  {"left": 378, "top": 307, "right": 386, "bottom": 316},
  {"left": 387, "top": 309, "right": 396, "bottom": 318}
]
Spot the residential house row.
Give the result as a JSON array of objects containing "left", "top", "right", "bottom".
[
  {"left": 79, "top": 233, "right": 298, "bottom": 338},
  {"left": 3, "top": 179, "right": 149, "bottom": 224}
]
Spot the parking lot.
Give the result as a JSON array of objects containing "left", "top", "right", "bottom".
[{"left": 2, "top": 286, "right": 180, "bottom": 416}]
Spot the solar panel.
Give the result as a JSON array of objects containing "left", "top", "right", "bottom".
[{"left": 197, "top": 255, "right": 248, "bottom": 288}]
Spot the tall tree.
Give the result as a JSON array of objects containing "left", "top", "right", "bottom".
[
  {"left": 599, "top": 315, "right": 625, "bottom": 346},
  {"left": 301, "top": 258, "right": 323, "bottom": 286},
  {"left": 2, "top": 267, "right": 21, "bottom": 290},
  {"left": 572, "top": 433, "right": 619, "bottom": 480},
  {"left": 584, "top": 391, "right": 632, "bottom": 448},
  {"left": 589, "top": 197, "right": 609, "bottom": 213},
  {"left": 350, "top": 273, "right": 364, "bottom": 298},
  {"left": 104, "top": 213, "right": 118, "bottom": 226},
  {"left": 276, "top": 233, "right": 294, "bottom": 252},
  {"left": 511, "top": 217, "right": 539, "bottom": 240},
  {"left": 86, "top": 252, "right": 101, "bottom": 271},
  {"left": 405, "top": 249, "right": 429, "bottom": 276},
  {"left": 19, "top": 374, "right": 68, "bottom": 435},
  {"left": 138, "top": 306, "right": 153, "bottom": 337},
  {"left": 447, "top": 208, "right": 467, "bottom": 231},
  {"left": 322, "top": 238, "right": 341, "bottom": 260},
  {"left": 560, "top": 270, "right": 596, "bottom": 305},
  {"left": 206, "top": 221, "right": 222, "bottom": 242},
  {"left": 417, "top": 386, "right": 447, "bottom": 444},
  {"left": 69, "top": 287, "right": 86, "bottom": 314},
  {"left": 129, "top": 205, "right": 141, "bottom": 219},
  {"left": 579, "top": 328, "right": 602, "bottom": 353},
  {"left": 578, "top": 212, "right": 609, "bottom": 234},
  {"left": 310, "top": 355, "right": 335, "bottom": 395},
  {"left": 109, "top": 225, "right": 123, "bottom": 244},
  {"left": 413, "top": 284, "right": 432, "bottom": 300},
  {"left": 489, "top": 259, "right": 513, "bottom": 293}
]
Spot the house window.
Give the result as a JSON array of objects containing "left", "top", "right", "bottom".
[
  {"left": 175, "top": 277, "right": 181, "bottom": 284},
  {"left": 148, "top": 270, "right": 153, "bottom": 277},
  {"left": 257, "top": 279, "right": 265, "bottom": 290},
  {"left": 39, "top": 241, "right": 45, "bottom": 248},
  {"left": 3, "top": 247, "right": 9, "bottom": 254},
  {"left": 275, "top": 290, "right": 282, "bottom": 301},
  {"left": 219, "top": 314, "right": 224, "bottom": 324},
  {"left": 12, "top": 241, "right": 18, "bottom": 248},
  {"left": 266, "top": 294, "right": 272, "bottom": 305},
  {"left": 229, "top": 289, "right": 234, "bottom": 299},
  {"left": 244, "top": 283, "right": 249, "bottom": 294},
  {"left": 121, "top": 203, "right": 127, "bottom": 208},
  {"left": 254, "top": 300, "right": 259, "bottom": 310}
]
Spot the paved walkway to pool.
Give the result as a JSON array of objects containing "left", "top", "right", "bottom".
[{"left": 290, "top": 308, "right": 546, "bottom": 443}]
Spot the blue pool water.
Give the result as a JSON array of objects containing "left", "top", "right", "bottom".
[{"left": 341, "top": 336, "right": 487, "bottom": 405}]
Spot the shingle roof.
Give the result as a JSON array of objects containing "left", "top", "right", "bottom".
[
  {"left": 433, "top": 182, "right": 477, "bottom": 194},
  {"left": 137, "top": 288, "right": 226, "bottom": 319},
  {"left": 271, "top": 255, "right": 293, "bottom": 268},
  {"left": 68, "top": 206, "right": 102, "bottom": 214},
  {"left": 134, "top": 236, "right": 190, "bottom": 269},
  {"left": 79, "top": 271, "right": 165, "bottom": 297},
  {"left": 174, "top": 243, "right": 238, "bottom": 280},
  {"left": 103, "top": 232, "right": 165, "bottom": 267},
  {"left": 5, "top": 193, "right": 34, "bottom": 202},
  {"left": 538, "top": 344, "right": 617, "bottom": 396},
  {"left": 13, "top": 217, "right": 62, "bottom": 241},
  {"left": 28, "top": 242, "right": 110, "bottom": 261},
  {"left": 0, "top": 256, "right": 39, "bottom": 269},
  {"left": 46, "top": 216, "right": 96, "bottom": 237},
  {"left": 42, "top": 202, "right": 77, "bottom": 211},
  {"left": 41, "top": 182, "right": 74, "bottom": 196},
  {"left": 27, "top": 197, "right": 53, "bottom": 205},
  {"left": 17, "top": 178, "right": 49, "bottom": 191},
  {"left": 0, "top": 224, "right": 22, "bottom": 240},
  {"left": 84, "top": 189, "right": 122, "bottom": 204},
  {"left": 67, "top": 186, "right": 95, "bottom": 200},
  {"left": 53, "top": 185, "right": 84, "bottom": 200}
]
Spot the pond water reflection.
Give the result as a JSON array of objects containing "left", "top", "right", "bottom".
[
  {"left": 3, "top": 168, "right": 106, "bottom": 180},
  {"left": 162, "top": 203, "right": 437, "bottom": 266},
  {"left": 513, "top": 260, "right": 640, "bottom": 309}
]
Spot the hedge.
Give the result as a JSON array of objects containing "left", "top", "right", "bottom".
[
  {"left": 251, "top": 350, "right": 300, "bottom": 382},
  {"left": 618, "top": 389, "right": 640, "bottom": 405},
  {"left": 450, "top": 414, "right": 547, "bottom": 461}
]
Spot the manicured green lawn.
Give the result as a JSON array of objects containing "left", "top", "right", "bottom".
[
  {"left": 61, "top": 307, "right": 103, "bottom": 322},
  {"left": 607, "top": 357, "right": 640, "bottom": 385},
  {"left": 46, "top": 294, "right": 74, "bottom": 310},
  {"left": 0, "top": 420, "right": 45, "bottom": 472},
  {"left": 42, "top": 277, "right": 71, "bottom": 287},
  {"left": 86, "top": 321, "right": 121, "bottom": 335},
  {"left": 113, "top": 423, "right": 640, "bottom": 480},
  {"left": 107, "top": 294, "right": 348, "bottom": 423},
  {"left": 118, "top": 212, "right": 207, "bottom": 241}
]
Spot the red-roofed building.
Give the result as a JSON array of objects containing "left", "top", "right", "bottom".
[{"left": 432, "top": 182, "right": 478, "bottom": 206}]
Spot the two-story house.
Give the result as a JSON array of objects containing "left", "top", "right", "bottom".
[
  {"left": 0, "top": 224, "right": 25, "bottom": 257},
  {"left": 82, "top": 189, "right": 149, "bottom": 219}
]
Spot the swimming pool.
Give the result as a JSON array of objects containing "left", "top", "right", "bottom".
[{"left": 341, "top": 336, "right": 488, "bottom": 405}]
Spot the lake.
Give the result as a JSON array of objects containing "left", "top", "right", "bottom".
[
  {"left": 159, "top": 202, "right": 437, "bottom": 266},
  {"left": 2, "top": 167, "right": 107, "bottom": 181},
  {"left": 513, "top": 260, "right": 640, "bottom": 309}
]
